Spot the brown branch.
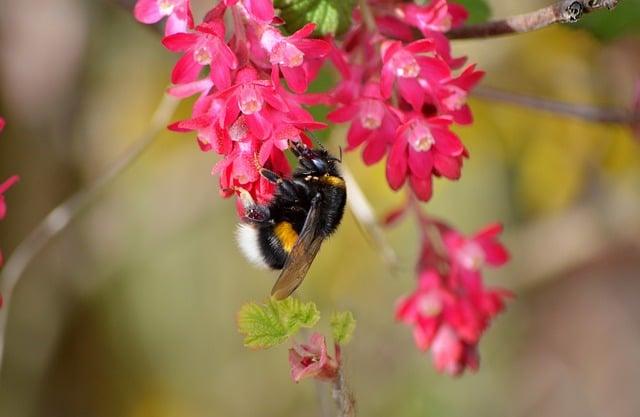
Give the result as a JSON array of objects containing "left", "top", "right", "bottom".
[
  {"left": 447, "top": 0, "right": 622, "bottom": 40},
  {"left": 473, "top": 85, "right": 640, "bottom": 125}
]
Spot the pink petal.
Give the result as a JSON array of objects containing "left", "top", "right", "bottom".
[
  {"left": 433, "top": 128, "right": 464, "bottom": 156},
  {"left": 398, "top": 78, "right": 424, "bottom": 110},
  {"left": 380, "top": 66, "right": 394, "bottom": 99},
  {"left": 134, "top": 0, "right": 163, "bottom": 24},
  {"left": 245, "top": 0, "right": 275, "bottom": 22},
  {"left": 290, "top": 23, "right": 316, "bottom": 40},
  {"left": 165, "top": 12, "right": 190, "bottom": 36},
  {"left": 247, "top": 112, "right": 272, "bottom": 140},
  {"left": 281, "top": 66, "right": 308, "bottom": 94},
  {"left": 293, "top": 39, "right": 331, "bottom": 58},
  {"left": 167, "top": 78, "right": 213, "bottom": 98},
  {"left": 346, "top": 121, "right": 369, "bottom": 150},
  {"left": 408, "top": 147, "right": 434, "bottom": 178},
  {"left": 405, "top": 39, "right": 435, "bottom": 54},
  {"left": 171, "top": 53, "right": 202, "bottom": 84},
  {"left": 409, "top": 174, "right": 433, "bottom": 201},
  {"left": 0, "top": 117, "right": 5, "bottom": 132},
  {"left": 210, "top": 61, "right": 232, "bottom": 90},
  {"left": 327, "top": 103, "right": 358, "bottom": 123},
  {"left": 162, "top": 33, "right": 198, "bottom": 52},
  {"left": 362, "top": 136, "right": 388, "bottom": 165},
  {"left": 386, "top": 137, "right": 408, "bottom": 190},
  {"left": 451, "top": 105, "right": 473, "bottom": 125},
  {"left": 433, "top": 153, "right": 462, "bottom": 179}
]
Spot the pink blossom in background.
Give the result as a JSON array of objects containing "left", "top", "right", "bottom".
[
  {"left": 134, "top": 0, "right": 194, "bottom": 35},
  {"left": 288, "top": 333, "right": 339, "bottom": 383},
  {"left": 395, "top": 220, "right": 511, "bottom": 376}
]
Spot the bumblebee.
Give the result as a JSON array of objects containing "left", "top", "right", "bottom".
[{"left": 236, "top": 141, "right": 346, "bottom": 300}]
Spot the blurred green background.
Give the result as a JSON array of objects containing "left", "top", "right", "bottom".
[{"left": 1, "top": 0, "right": 640, "bottom": 416}]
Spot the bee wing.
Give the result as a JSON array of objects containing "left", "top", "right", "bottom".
[{"left": 271, "top": 194, "right": 324, "bottom": 300}]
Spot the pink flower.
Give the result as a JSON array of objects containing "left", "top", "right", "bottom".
[
  {"left": 328, "top": 82, "right": 398, "bottom": 165},
  {"left": 396, "top": 267, "right": 509, "bottom": 376},
  {"left": 430, "top": 65, "right": 484, "bottom": 125},
  {"left": 134, "top": 0, "right": 194, "bottom": 35},
  {"left": 380, "top": 39, "right": 450, "bottom": 110},
  {"left": 443, "top": 223, "right": 510, "bottom": 272},
  {"left": 225, "top": 0, "right": 274, "bottom": 23},
  {"left": 386, "top": 115, "right": 465, "bottom": 201},
  {"left": 260, "top": 24, "right": 331, "bottom": 93},
  {"left": 431, "top": 325, "right": 479, "bottom": 376},
  {"left": 0, "top": 117, "right": 5, "bottom": 132},
  {"left": 288, "top": 333, "right": 339, "bottom": 383},
  {"left": 163, "top": 22, "right": 237, "bottom": 87},
  {"left": 216, "top": 67, "right": 289, "bottom": 140}
]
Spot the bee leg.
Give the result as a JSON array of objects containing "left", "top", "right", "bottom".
[
  {"left": 259, "top": 167, "right": 283, "bottom": 184},
  {"left": 230, "top": 186, "right": 271, "bottom": 224}
]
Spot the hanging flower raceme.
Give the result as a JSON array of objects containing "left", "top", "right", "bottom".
[
  {"left": 395, "top": 219, "right": 511, "bottom": 376},
  {"left": 322, "top": 0, "right": 483, "bottom": 202}
]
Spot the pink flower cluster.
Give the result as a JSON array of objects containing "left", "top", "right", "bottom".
[
  {"left": 134, "top": 0, "right": 330, "bottom": 205},
  {"left": 324, "top": 0, "right": 483, "bottom": 201},
  {"left": 0, "top": 117, "right": 19, "bottom": 308},
  {"left": 394, "top": 207, "right": 511, "bottom": 375}
]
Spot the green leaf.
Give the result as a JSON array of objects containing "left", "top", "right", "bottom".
[
  {"left": 237, "top": 298, "right": 321, "bottom": 349},
  {"left": 571, "top": 0, "right": 640, "bottom": 41},
  {"left": 330, "top": 311, "right": 356, "bottom": 345},
  {"left": 274, "top": 0, "right": 356, "bottom": 36},
  {"left": 450, "top": 0, "right": 492, "bottom": 24}
]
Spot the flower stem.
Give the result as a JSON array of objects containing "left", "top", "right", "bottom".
[
  {"left": 332, "top": 368, "right": 356, "bottom": 417},
  {"left": 358, "top": 0, "right": 377, "bottom": 32},
  {"left": 0, "top": 93, "right": 179, "bottom": 371},
  {"left": 447, "top": 0, "right": 623, "bottom": 40}
]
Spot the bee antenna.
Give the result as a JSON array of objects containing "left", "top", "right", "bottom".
[
  {"left": 304, "top": 130, "right": 325, "bottom": 149},
  {"left": 337, "top": 145, "right": 343, "bottom": 163}
]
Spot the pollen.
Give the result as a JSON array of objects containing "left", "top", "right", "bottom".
[
  {"left": 393, "top": 51, "right": 420, "bottom": 78},
  {"left": 360, "top": 99, "right": 384, "bottom": 130},
  {"left": 408, "top": 122, "right": 435, "bottom": 152},
  {"left": 194, "top": 47, "right": 212, "bottom": 65},
  {"left": 157, "top": 0, "right": 175, "bottom": 16},
  {"left": 238, "top": 84, "right": 264, "bottom": 115},
  {"left": 274, "top": 221, "right": 299, "bottom": 253}
]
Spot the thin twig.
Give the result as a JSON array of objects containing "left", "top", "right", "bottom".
[
  {"left": 0, "top": 93, "right": 179, "bottom": 372},
  {"left": 473, "top": 85, "right": 640, "bottom": 125},
  {"left": 332, "top": 368, "right": 356, "bottom": 417},
  {"left": 447, "top": 0, "right": 622, "bottom": 40},
  {"left": 358, "top": 0, "right": 377, "bottom": 32}
]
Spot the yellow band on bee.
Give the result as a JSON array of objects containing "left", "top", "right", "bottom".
[
  {"left": 321, "top": 175, "right": 345, "bottom": 188},
  {"left": 274, "top": 221, "right": 299, "bottom": 253}
]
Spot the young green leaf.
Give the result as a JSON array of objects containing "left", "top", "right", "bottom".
[
  {"left": 330, "top": 311, "right": 356, "bottom": 345},
  {"left": 237, "top": 298, "right": 321, "bottom": 349},
  {"left": 274, "top": 0, "right": 356, "bottom": 36}
]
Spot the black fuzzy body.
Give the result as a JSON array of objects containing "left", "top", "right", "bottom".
[{"left": 244, "top": 147, "right": 346, "bottom": 270}]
